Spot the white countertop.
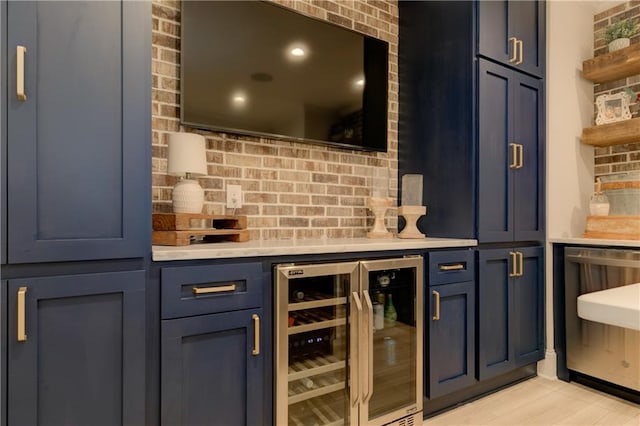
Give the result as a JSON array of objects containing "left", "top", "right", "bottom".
[
  {"left": 152, "top": 237, "right": 477, "bottom": 261},
  {"left": 549, "top": 237, "right": 640, "bottom": 248},
  {"left": 578, "top": 283, "right": 640, "bottom": 331}
]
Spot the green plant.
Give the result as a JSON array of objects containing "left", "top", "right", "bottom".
[{"left": 604, "top": 19, "right": 639, "bottom": 43}]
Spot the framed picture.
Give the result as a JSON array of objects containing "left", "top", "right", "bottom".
[{"left": 595, "top": 93, "right": 632, "bottom": 125}]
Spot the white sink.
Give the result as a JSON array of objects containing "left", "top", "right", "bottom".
[{"left": 577, "top": 283, "right": 640, "bottom": 331}]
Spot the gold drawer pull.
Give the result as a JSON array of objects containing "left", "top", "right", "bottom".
[
  {"left": 509, "top": 252, "right": 518, "bottom": 277},
  {"left": 16, "top": 45, "right": 27, "bottom": 101},
  {"left": 432, "top": 290, "right": 440, "bottom": 321},
  {"left": 192, "top": 284, "right": 236, "bottom": 294},
  {"left": 439, "top": 263, "right": 465, "bottom": 271},
  {"left": 252, "top": 314, "right": 260, "bottom": 356},
  {"left": 515, "top": 39, "right": 524, "bottom": 65},
  {"left": 17, "top": 287, "right": 27, "bottom": 342},
  {"left": 508, "top": 37, "right": 518, "bottom": 63}
]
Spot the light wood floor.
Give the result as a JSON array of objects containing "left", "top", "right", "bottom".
[{"left": 424, "top": 376, "right": 640, "bottom": 425}]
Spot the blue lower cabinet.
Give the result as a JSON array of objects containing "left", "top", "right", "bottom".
[
  {"left": 7, "top": 271, "right": 146, "bottom": 426},
  {"left": 478, "top": 247, "right": 544, "bottom": 380},
  {"left": 427, "top": 281, "right": 476, "bottom": 399},
  {"left": 161, "top": 308, "right": 264, "bottom": 426}
]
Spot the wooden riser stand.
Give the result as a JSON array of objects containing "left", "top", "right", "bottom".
[{"left": 152, "top": 213, "right": 249, "bottom": 246}]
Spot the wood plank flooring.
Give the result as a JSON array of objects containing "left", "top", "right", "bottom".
[{"left": 424, "top": 377, "right": 640, "bottom": 425}]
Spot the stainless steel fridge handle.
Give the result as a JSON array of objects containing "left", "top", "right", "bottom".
[
  {"left": 362, "top": 290, "right": 374, "bottom": 403},
  {"left": 350, "top": 292, "right": 362, "bottom": 407}
]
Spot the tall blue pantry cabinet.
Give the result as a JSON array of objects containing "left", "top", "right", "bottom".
[
  {"left": 1, "top": 2, "right": 151, "bottom": 425},
  {"left": 399, "top": 0, "right": 545, "bottom": 414}
]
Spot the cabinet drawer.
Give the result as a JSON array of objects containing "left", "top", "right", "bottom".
[
  {"left": 161, "top": 262, "right": 264, "bottom": 319},
  {"left": 428, "top": 250, "right": 474, "bottom": 286}
]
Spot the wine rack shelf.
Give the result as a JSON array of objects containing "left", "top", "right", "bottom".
[
  {"left": 289, "top": 297, "right": 347, "bottom": 312},
  {"left": 288, "top": 373, "right": 345, "bottom": 405},
  {"left": 288, "top": 318, "right": 346, "bottom": 335},
  {"left": 288, "top": 354, "right": 346, "bottom": 381}
]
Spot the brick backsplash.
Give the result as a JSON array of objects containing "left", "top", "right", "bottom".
[
  {"left": 593, "top": 2, "right": 640, "bottom": 178},
  {"left": 152, "top": 0, "right": 399, "bottom": 240}
]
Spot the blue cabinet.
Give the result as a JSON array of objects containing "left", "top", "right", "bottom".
[
  {"left": 398, "top": 1, "right": 545, "bottom": 244},
  {"left": 6, "top": 271, "right": 146, "bottom": 425},
  {"left": 478, "top": 59, "right": 544, "bottom": 243},
  {"left": 478, "top": 247, "right": 544, "bottom": 380},
  {"left": 426, "top": 251, "right": 476, "bottom": 399},
  {"left": 159, "top": 262, "right": 271, "bottom": 426},
  {"left": 4, "top": 0, "right": 150, "bottom": 263},
  {"left": 478, "top": 0, "right": 545, "bottom": 78},
  {"left": 161, "top": 309, "right": 264, "bottom": 426}
]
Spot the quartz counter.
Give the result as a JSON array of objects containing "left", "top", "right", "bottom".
[{"left": 152, "top": 237, "right": 477, "bottom": 261}]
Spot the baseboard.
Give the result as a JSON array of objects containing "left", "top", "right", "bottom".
[{"left": 536, "top": 349, "right": 557, "bottom": 379}]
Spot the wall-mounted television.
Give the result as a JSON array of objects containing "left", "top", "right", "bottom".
[{"left": 180, "top": 1, "right": 389, "bottom": 152}]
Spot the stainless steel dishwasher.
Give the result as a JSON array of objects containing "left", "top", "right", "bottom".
[{"left": 564, "top": 247, "right": 640, "bottom": 392}]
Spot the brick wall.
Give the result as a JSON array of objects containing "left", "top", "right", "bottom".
[
  {"left": 593, "top": 2, "right": 640, "bottom": 178},
  {"left": 152, "top": 0, "right": 399, "bottom": 240}
]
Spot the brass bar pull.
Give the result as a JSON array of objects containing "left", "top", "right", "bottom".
[
  {"left": 509, "top": 252, "right": 518, "bottom": 277},
  {"left": 432, "top": 290, "right": 440, "bottom": 321},
  {"left": 517, "top": 144, "right": 524, "bottom": 169},
  {"left": 251, "top": 314, "right": 260, "bottom": 356},
  {"left": 350, "top": 292, "right": 362, "bottom": 406},
  {"left": 362, "top": 290, "right": 374, "bottom": 403},
  {"left": 508, "top": 37, "right": 518, "bottom": 63},
  {"left": 509, "top": 143, "right": 518, "bottom": 169},
  {"left": 16, "top": 46, "right": 27, "bottom": 101},
  {"left": 17, "top": 287, "right": 27, "bottom": 342},
  {"left": 192, "top": 283, "right": 236, "bottom": 294},
  {"left": 439, "top": 263, "right": 465, "bottom": 271},
  {"left": 517, "top": 252, "right": 524, "bottom": 277},
  {"left": 516, "top": 39, "right": 524, "bottom": 65}
]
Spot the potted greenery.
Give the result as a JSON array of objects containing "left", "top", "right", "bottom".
[{"left": 604, "top": 19, "right": 639, "bottom": 52}]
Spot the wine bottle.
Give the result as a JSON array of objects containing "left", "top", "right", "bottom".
[{"left": 384, "top": 293, "right": 397, "bottom": 325}]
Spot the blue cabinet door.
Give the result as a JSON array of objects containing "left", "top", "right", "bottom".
[
  {"left": 478, "top": 246, "right": 543, "bottom": 380},
  {"left": 478, "top": 0, "right": 545, "bottom": 78},
  {"left": 7, "top": 271, "right": 146, "bottom": 426},
  {"left": 513, "top": 246, "right": 544, "bottom": 367},
  {"left": 161, "top": 309, "right": 265, "bottom": 426},
  {"left": 5, "top": 1, "right": 150, "bottom": 263},
  {"left": 478, "top": 60, "right": 544, "bottom": 243},
  {"left": 427, "top": 281, "right": 476, "bottom": 399}
]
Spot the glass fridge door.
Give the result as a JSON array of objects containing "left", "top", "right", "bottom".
[
  {"left": 275, "top": 262, "right": 360, "bottom": 426},
  {"left": 359, "top": 257, "right": 423, "bottom": 426}
]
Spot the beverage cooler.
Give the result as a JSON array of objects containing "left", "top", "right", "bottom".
[{"left": 275, "top": 256, "right": 423, "bottom": 426}]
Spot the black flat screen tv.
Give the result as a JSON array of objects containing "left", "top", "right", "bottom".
[{"left": 180, "top": 1, "right": 389, "bottom": 152}]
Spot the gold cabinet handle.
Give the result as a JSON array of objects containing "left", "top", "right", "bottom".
[
  {"left": 439, "top": 263, "right": 465, "bottom": 271},
  {"left": 17, "top": 287, "right": 27, "bottom": 342},
  {"left": 517, "top": 252, "right": 524, "bottom": 277},
  {"left": 432, "top": 290, "right": 440, "bottom": 321},
  {"left": 192, "top": 283, "right": 236, "bottom": 294},
  {"left": 16, "top": 45, "right": 27, "bottom": 101},
  {"left": 252, "top": 314, "right": 260, "bottom": 356},
  {"left": 517, "top": 144, "right": 524, "bottom": 169},
  {"left": 516, "top": 39, "right": 524, "bottom": 65},
  {"left": 508, "top": 37, "right": 518, "bottom": 63},
  {"left": 509, "top": 143, "right": 518, "bottom": 169},
  {"left": 509, "top": 252, "right": 518, "bottom": 277},
  {"left": 349, "top": 292, "right": 362, "bottom": 406}
]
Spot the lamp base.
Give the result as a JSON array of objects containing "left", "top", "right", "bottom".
[
  {"left": 367, "top": 197, "right": 393, "bottom": 239},
  {"left": 172, "top": 179, "right": 204, "bottom": 214},
  {"left": 398, "top": 205, "right": 426, "bottom": 239}
]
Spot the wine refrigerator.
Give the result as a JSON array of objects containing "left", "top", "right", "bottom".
[{"left": 275, "top": 256, "right": 423, "bottom": 426}]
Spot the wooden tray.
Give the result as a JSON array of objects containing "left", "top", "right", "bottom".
[
  {"left": 152, "top": 213, "right": 249, "bottom": 246},
  {"left": 584, "top": 215, "right": 640, "bottom": 240}
]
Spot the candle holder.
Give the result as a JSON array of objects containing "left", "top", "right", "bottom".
[
  {"left": 398, "top": 205, "right": 426, "bottom": 239},
  {"left": 367, "top": 197, "right": 393, "bottom": 239}
]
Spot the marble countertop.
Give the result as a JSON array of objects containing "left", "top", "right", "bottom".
[
  {"left": 549, "top": 237, "right": 640, "bottom": 248},
  {"left": 152, "top": 237, "right": 477, "bottom": 261}
]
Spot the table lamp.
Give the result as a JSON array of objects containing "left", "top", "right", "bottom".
[{"left": 167, "top": 132, "right": 208, "bottom": 214}]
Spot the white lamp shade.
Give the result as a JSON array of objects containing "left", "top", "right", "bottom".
[{"left": 167, "top": 132, "right": 208, "bottom": 176}]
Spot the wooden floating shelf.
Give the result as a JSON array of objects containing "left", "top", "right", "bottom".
[
  {"left": 582, "top": 43, "right": 640, "bottom": 84},
  {"left": 581, "top": 117, "right": 640, "bottom": 147}
]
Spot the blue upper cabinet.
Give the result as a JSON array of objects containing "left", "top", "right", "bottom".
[
  {"left": 478, "top": 0, "right": 545, "bottom": 78},
  {"left": 5, "top": 1, "right": 150, "bottom": 263},
  {"left": 478, "top": 59, "right": 544, "bottom": 243}
]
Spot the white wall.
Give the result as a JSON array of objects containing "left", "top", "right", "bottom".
[{"left": 540, "top": 1, "right": 602, "bottom": 378}]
